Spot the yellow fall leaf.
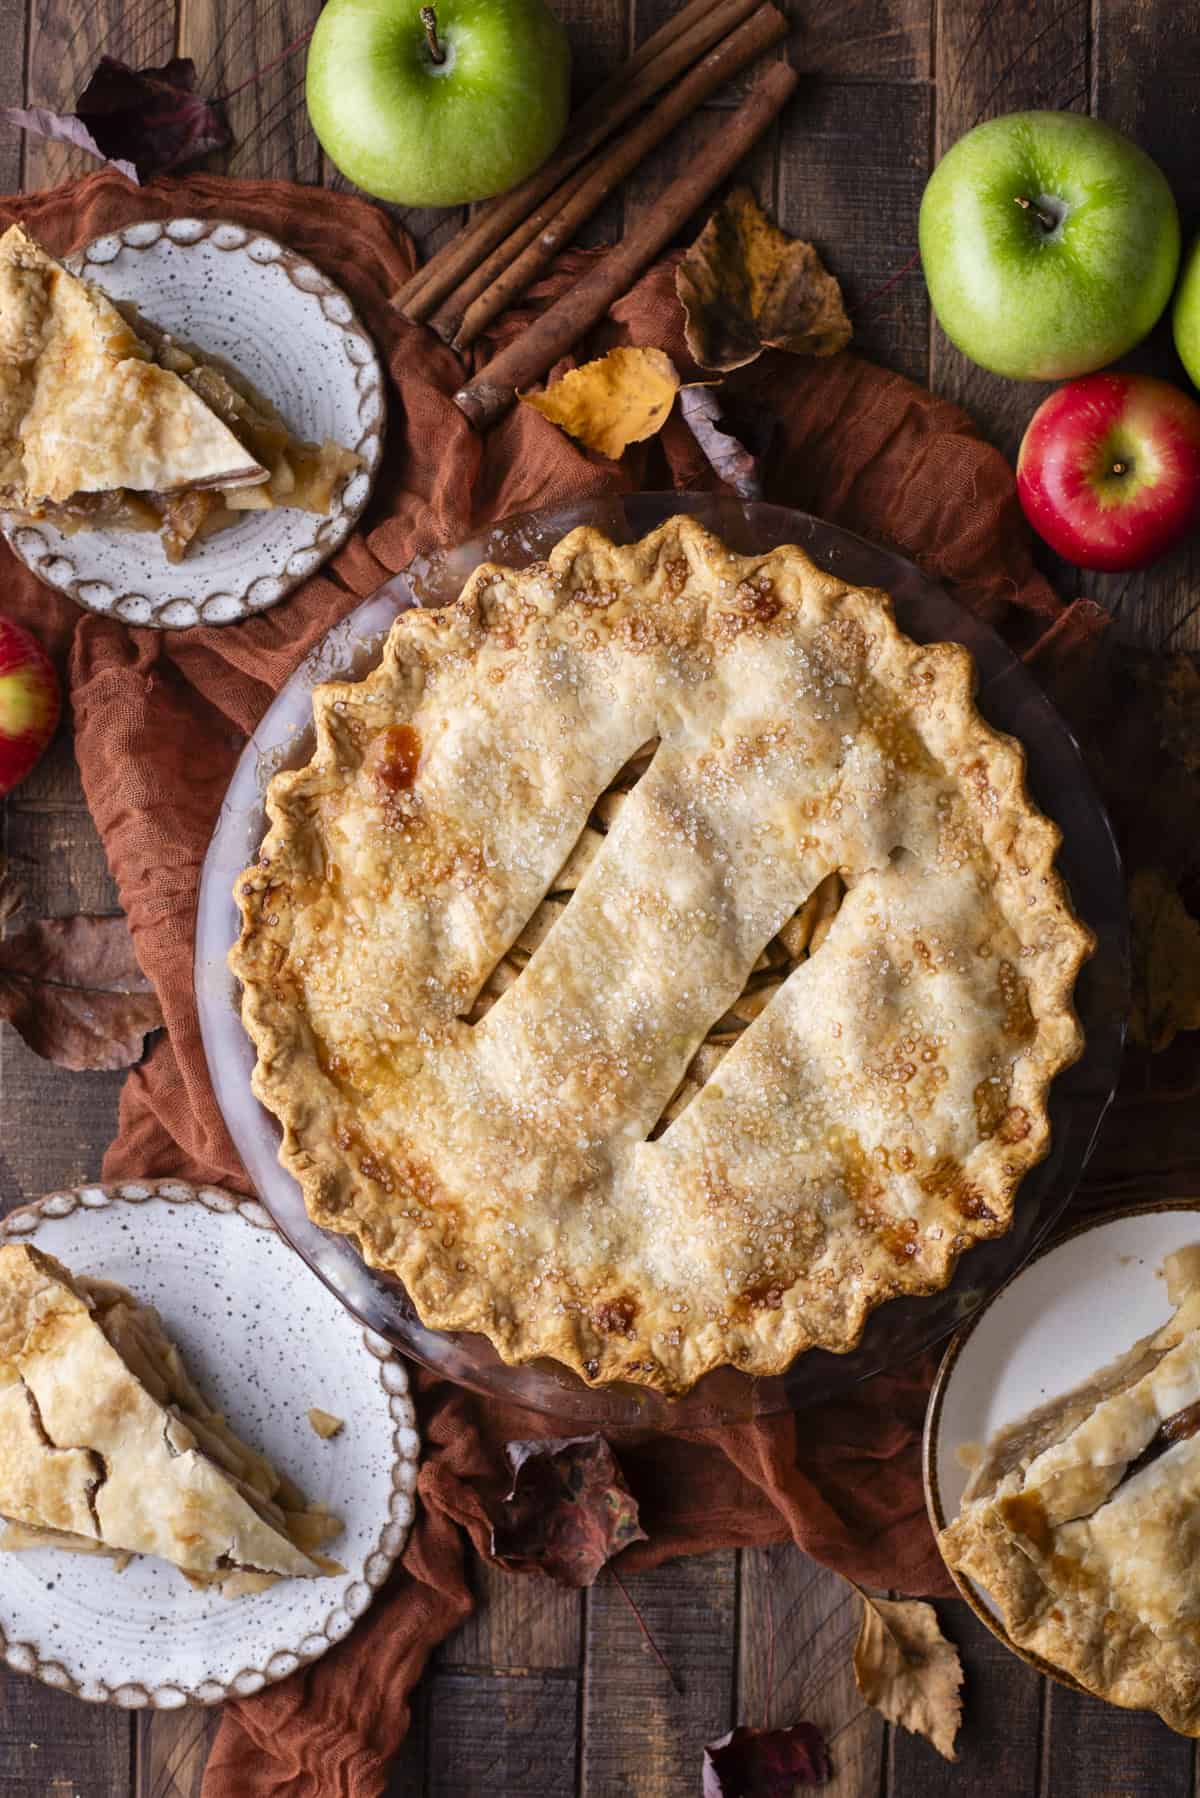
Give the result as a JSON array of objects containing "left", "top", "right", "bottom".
[
  {"left": 676, "top": 186, "right": 852, "bottom": 373},
  {"left": 520, "top": 347, "right": 681, "bottom": 461},
  {"left": 1130, "top": 865, "right": 1200, "bottom": 1052},
  {"left": 853, "top": 1593, "right": 964, "bottom": 1762}
]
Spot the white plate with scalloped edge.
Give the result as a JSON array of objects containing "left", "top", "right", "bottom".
[
  {"left": 0, "top": 217, "right": 384, "bottom": 629},
  {"left": 0, "top": 1179, "right": 418, "bottom": 1708},
  {"left": 924, "top": 1200, "right": 1200, "bottom": 1686}
]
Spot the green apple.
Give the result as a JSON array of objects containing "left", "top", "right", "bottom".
[
  {"left": 919, "top": 111, "right": 1180, "bottom": 380},
  {"left": 306, "top": 0, "right": 570, "bottom": 208},
  {"left": 1174, "top": 236, "right": 1200, "bottom": 390}
]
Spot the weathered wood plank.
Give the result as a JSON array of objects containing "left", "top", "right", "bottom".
[
  {"left": 791, "top": 0, "right": 932, "bottom": 83},
  {"left": 930, "top": 0, "right": 1091, "bottom": 459},
  {"left": 425, "top": 1670, "right": 579, "bottom": 1797},
  {"left": 581, "top": 1551, "right": 737, "bottom": 1798},
  {"left": 1084, "top": 0, "right": 1200, "bottom": 653},
  {"left": 739, "top": 1546, "right": 884, "bottom": 1798},
  {"left": 5, "top": 800, "right": 120, "bottom": 914},
  {"left": 777, "top": 78, "right": 931, "bottom": 385},
  {"left": 439, "top": 1559, "right": 582, "bottom": 1671},
  {"left": 0, "top": 1676, "right": 130, "bottom": 1798},
  {"left": 0, "top": 0, "right": 28, "bottom": 191},
  {"left": 180, "top": 0, "right": 322, "bottom": 185},
  {"left": 135, "top": 1709, "right": 222, "bottom": 1798},
  {"left": 1042, "top": 1678, "right": 1193, "bottom": 1796},
  {"left": 23, "top": 0, "right": 177, "bottom": 190},
  {"left": 888, "top": 1598, "right": 1041, "bottom": 1795}
]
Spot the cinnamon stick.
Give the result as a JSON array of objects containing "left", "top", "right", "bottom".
[
  {"left": 435, "top": 3, "right": 788, "bottom": 348},
  {"left": 452, "top": 58, "right": 799, "bottom": 433},
  {"left": 391, "top": 0, "right": 764, "bottom": 319}
]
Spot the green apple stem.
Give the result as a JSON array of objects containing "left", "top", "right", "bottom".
[
  {"left": 420, "top": 5, "right": 445, "bottom": 63},
  {"left": 1014, "top": 194, "right": 1059, "bottom": 233}
]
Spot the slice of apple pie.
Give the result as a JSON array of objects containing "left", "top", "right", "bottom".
[
  {"left": 0, "top": 1242, "right": 341, "bottom": 1595},
  {"left": 0, "top": 225, "right": 361, "bottom": 562},
  {"left": 941, "top": 1246, "right": 1200, "bottom": 1732}
]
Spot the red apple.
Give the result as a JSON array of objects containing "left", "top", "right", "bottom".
[
  {"left": 1016, "top": 372, "right": 1200, "bottom": 572},
  {"left": 0, "top": 617, "right": 61, "bottom": 796}
]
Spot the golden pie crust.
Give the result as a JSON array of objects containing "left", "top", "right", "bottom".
[
  {"left": 232, "top": 517, "right": 1093, "bottom": 1393},
  {"left": 0, "top": 1243, "right": 339, "bottom": 1591},
  {"left": 942, "top": 1250, "right": 1200, "bottom": 1733}
]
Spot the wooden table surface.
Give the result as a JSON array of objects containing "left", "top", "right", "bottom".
[{"left": 2, "top": 0, "right": 1198, "bottom": 1793}]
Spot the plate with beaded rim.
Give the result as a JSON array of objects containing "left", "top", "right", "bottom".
[
  {"left": 0, "top": 1179, "right": 418, "bottom": 1708},
  {"left": 0, "top": 218, "right": 385, "bottom": 630}
]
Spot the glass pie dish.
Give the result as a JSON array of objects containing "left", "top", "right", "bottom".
[{"left": 195, "top": 494, "right": 1128, "bottom": 1429}]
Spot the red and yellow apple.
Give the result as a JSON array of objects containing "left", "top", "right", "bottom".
[
  {"left": 1016, "top": 373, "right": 1200, "bottom": 571},
  {"left": 0, "top": 617, "right": 60, "bottom": 795}
]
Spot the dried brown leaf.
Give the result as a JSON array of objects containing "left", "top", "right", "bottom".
[
  {"left": 702, "top": 1722, "right": 831, "bottom": 1794},
  {"left": 680, "top": 386, "right": 763, "bottom": 497},
  {"left": 1, "top": 56, "right": 229, "bottom": 184},
  {"left": 521, "top": 347, "right": 680, "bottom": 461},
  {"left": 853, "top": 1594, "right": 963, "bottom": 1762},
  {"left": 488, "top": 1434, "right": 647, "bottom": 1587},
  {"left": 0, "top": 891, "right": 163, "bottom": 1071},
  {"left": 676, "top": 188, "right": 852, "bottom": 374},
  {"left": 1130, "top": 866, "right": 1200, "bottom": 1052}
]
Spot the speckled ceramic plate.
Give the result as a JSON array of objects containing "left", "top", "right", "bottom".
[
  {"left": 924, "top": 1200, "right": 1200, "bottom": 1693},
  {"left": 0, "top": 218, "right": 384, "bottom": 629},
  {"left": 0, "top": 1179, "right": 419, "bottom": 1708}
]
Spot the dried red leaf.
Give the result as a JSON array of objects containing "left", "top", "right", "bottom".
[
  {"left": 2, "top": 56, "right": 229, "bottom": 184},
  {"left": 680, "top": 387, "right": 764, "bottom": 498},
  {"left": 0, "top": 887, "right": 163, "bottom": 1071},
  {"left": 702, "top": 1723, "right": 832, "bottom": 1795},
  {"left": 489, "top": 1434, "right": 647, "bottom": 1587}
]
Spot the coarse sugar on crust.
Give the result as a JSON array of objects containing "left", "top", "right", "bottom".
[{"left": 231, "top": 516, "right": 1093, "bottom": 1393}]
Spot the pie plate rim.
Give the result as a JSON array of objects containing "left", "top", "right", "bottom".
[{"left": 0, "top": 1178, "right": 418, "bottom": 1708}]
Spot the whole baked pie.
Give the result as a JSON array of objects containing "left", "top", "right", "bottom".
[
  {"left": 0, "top": 1243, "right": 341, "bottom": 1593},
  {"left": 0, "top": 226, "right": 360, "bottom": 561},
  {"left": 942, "top": 1248, "right": 1200, "bottom": 1733},
  {"left": 232, "top": 516, "right": 1092, "bottom": 1392}
]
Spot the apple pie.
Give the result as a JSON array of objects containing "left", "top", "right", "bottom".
[
  {"left": 231, "top": 516, "right": 1093, "bottom": 1392},
  {"left": 942, "top": 1247, "right": 1200, "bottom": 1733},
  {"left": 0, "top": 225, "right": 360, "bottom": 562},
  {"left": 0, "top": 1242, "right": 341, "bottom": 1593}
]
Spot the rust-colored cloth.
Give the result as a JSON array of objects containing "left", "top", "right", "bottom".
[{"left": 1, "top": 171, "right": 1110, "bottom": 1798}]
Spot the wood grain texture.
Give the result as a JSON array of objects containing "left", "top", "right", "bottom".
[
  {"left": 424, "top": 1670, "right": 579, "bottom": 1797},
  {"left": 888, "top": 1598, "right": 1040, "bottom": 1795},
  {"left": 580, "top": 1552, "right": 737, "bottom": 1797},
  {"left": 1087, "top": 0, "right": 1200, "bottom": 653},
  {"left": 1042, "top": 1679, "right": 1194, "bottom": 1796},
  {"left": 23, "top": 0, "right": 176, "bottom": 189},
  {"left": 790, "top": 0, "right": 932, "bottom": 82},
  {"left": 135, "top": 1710, "right": 222, "bottom": 1798},
  {"left": 0, "top": 0, "right": 28, "bottom": 191},
  {"left": 777, "top": 78, "right": 931, "bottom": 385},
  {"left": 440, "top": 1560, "right": 582, "bottom": 1671},
  {"left": 739, "top": 1546, "right": 884, "bottom": 1798},
  {"left": 180, "top": 0, "right": 322, "bottom": 185},
  {"left": 0, "top": 1673, "right": 130, "bottom": 1798}
]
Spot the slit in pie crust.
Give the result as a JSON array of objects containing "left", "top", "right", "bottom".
[
  {"left": 0, "top": 1243, "right": 341, "bottom": 1594},
  {"left": 941, "top": 1247, "right": 1200, "bottom": 1733},
  {"left": 231, "top": 516, "right": 1093, "bottom": 1393}
]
